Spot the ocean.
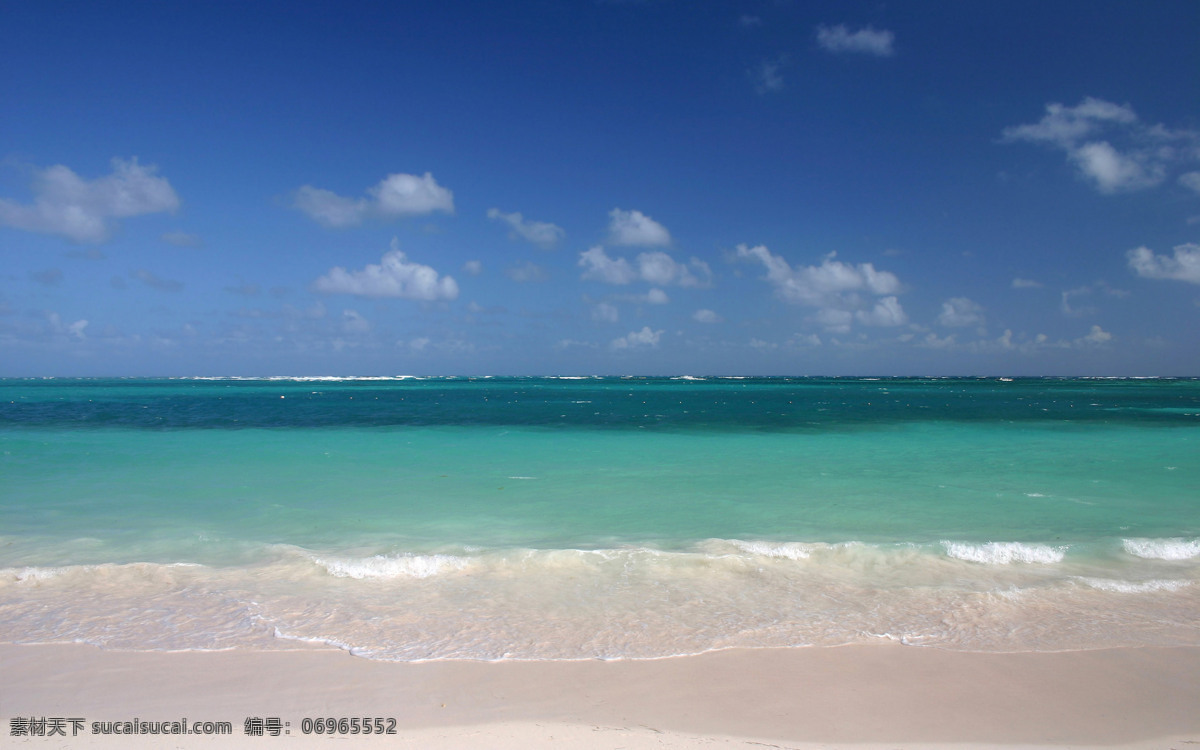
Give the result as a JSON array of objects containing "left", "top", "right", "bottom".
[{"left": 1, "top": 376, "right": 1198, "bottom": 660}]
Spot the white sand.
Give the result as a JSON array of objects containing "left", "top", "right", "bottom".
[{"left": 2, "top": 643, "right": 1199, "bottom": 748}]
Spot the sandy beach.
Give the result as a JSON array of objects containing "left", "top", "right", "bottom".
[{"left": 3, "top": 642, "right": 1198, "bottom": 748}]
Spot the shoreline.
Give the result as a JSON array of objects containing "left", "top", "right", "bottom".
[{"left": 3, "top": 642, "right": 1199, "bottom": 748}]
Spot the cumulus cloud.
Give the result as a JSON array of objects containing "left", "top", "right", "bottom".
[
  {"left": 736, "top": 243, "right": 900, "bottom": 306},
  {"left": 44, "top": 312, "right": 88, "bottom": 340},
  {"left": 610, "top": 326, "right": 663, "bottom": 350},
  {"left": 579, "top": 246, "right": 711, "bottom": 287},
  {"left": 855, "top": 296, "right": 907, "bottom": 327},
  {"left": 1012, "top": 278, "right": 1043, "bottom": 289},
  {"left": 0, "top": 157, "right": 180, "bottom": 243},
  {"left": 1078, "top": 325, "right": 1112, "bottom": 346},
  {"left": 579, "top": 246, "right": 636, "bottom": 284},
  {"left": 487, "top": 208, "right": 564, "bottom": 248},
  {"left": 1002, "top": 98, "right": 1200, "bottom": 194},
  {"left": 608, "top": 208, "right": 671, "bottom": 246},
  {"left": 645, "top": 288, "right": 669, "bottom": 304},
  {"left": 1127, "top": 243, "right": 1200, "bottom": 284},
  {"left": 816, "top": 24, "right": 895, "bottom": 57},
  {"left": 463, "top": 260, "right": 483, "bottom": 276},
  {"left": 1069, "top": 141, "right": 1164, "bottom": 193},
  {"left": 737, "top": 244, "right": 906, "bottom": 333},
  {"left": 293, "top": 172, "right": 454, "bottom": 227},
  {"left": 1002, "top": 98, "right": 1137, "bottom": 146},
  {"left": 312, "top": 239, "right": 458, "bottom": 300},
  {"left": 693, "top": 308, "right": 722, "bottom": 323},
  {"left": 635, "top": 250, "right": 712, "bottom": 287},
  {"left": 936, "top": 297, "right": 985, "bottom": 327}
]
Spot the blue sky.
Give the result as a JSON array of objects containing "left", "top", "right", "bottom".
[{"left": 2, "top": 1, "right": 1198, "bottom": 376}]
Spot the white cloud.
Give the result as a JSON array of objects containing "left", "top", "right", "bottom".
[
  {"left": 1069, "top": 141, "right": 1164, "bottom": 193},
  {"left": 936, "top": 297, "right": 985, "bottom": 327},
  {"left": 692, "top": 308, "right": 722, "bottom": 323},
  {"left": 1012, "top": 277, "right": 1043, "bottom": 289},
  {"left": 505, "top": 261, "right": 548, "bottom": 283},
  {"left": 579, "top": 246, "right": 709, "bottom": 287},
  {"left": 341, "top": 309, "right": 370, "bottom": 334},
  {"left": 133, "top": 269, "right": 184, "bottom": 292},
  {"left": 293, "top": 172, "right": 453, "bottom": 227},
  {"left": 645, "top": 288, "right": 669, "bottom": 305},
  {"left": 1127, "top": 243, "right": 1200, "bottom": 284},
  {"left": 751, "top": 57, "right": 785, "bottom": 94},
  {"left": 816, "top": 307, "right": 853, "bottom": 333},
  {"left": 45, "top": 312, "right": 89, "bottom": 340},
  {"left": 736, "top": 244, "right": 901, "bottom": 312},
  {"left": 1002, "top": 98, "right": 1200, "bottom": 194},
  {"left": 611, "top": 326, "right": 663, "bottom": 350},
  {"left": 463, "top": 260, "right": 483, "bottom": 276},
  {"left": 1078, "top": 325, "right": 1113, "bottom": 346},
  {"left": 1180, "top": 172, "right": 1200, "bottom": 194},
  {"left": 161, "top": 231, "right": 201, "bottom": 247},
  {"left": 919, "top": 332, "right": 957, "bottom": 349},
  {"left": 636, "top": 251, "right": 712, "bottom": 287},
  {"left": 293, "top": 186, "right": 364, "bottom": 227},
  {"left": 312, "top": 239, "right": 458, "bottom": 300},
  {"left": 1002, "top": 98, "right": 1137, "bottom": 147},
  {"left": 816, "top": 24, "right": 895, "bottom": 57},
  {"left": 1060, "top": 281, "right": 1128, "bottom": 316},
  {"left": 579, "top": 246, "right": 636, "bottom": 284},
  {"left": 608, "top": 208, "right": 671, "bottom": 246},
  {"left": 855, "top": 296, "right": 908, "bottom": 327},
  {"left": 592, "top": 302, "right": 619, "bottom": 322},
  {"left": 371, "top": 173, "right": 454, "bottom": 216},
  {"left": 487, "top": 208, "right": 564, "bottom": 248},
  {"left": 0, "top": 157, "right": 179, "bottom": 243}
]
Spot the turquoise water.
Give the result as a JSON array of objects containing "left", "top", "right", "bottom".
[{"left": 2, "top": 377, "right": 1198, "bottom": 658}]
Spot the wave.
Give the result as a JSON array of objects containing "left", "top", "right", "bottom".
[
  {"left": 308, "top": 553, "right": 472, "bottom": 579},
  {"left": 725, "top": 539, "right": 816, "bottom": 560},
  {"left": 181, "top": 375, "right": 426, "bottom": 382},
  {"left": 1076, "top": 577, "right": 1192, "bottom": 593},
  {"left": 941, "top": 541, "right": 1067, "bottom": 565},
  {"left": 1122, "top": 538, "right": 1200, "bottom": 560}
]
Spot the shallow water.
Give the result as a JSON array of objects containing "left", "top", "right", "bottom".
[{"left": 2, "top": 376, "right": 1198, "bottom": 659}]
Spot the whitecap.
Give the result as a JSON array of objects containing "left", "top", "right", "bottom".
[
  {"left": 1122, "top": 538, "right": 1200, "bottom": 561},
  {"left": 727, "top": 539, "right": 815, "bottom": 560},
  {"left": 311, "top": 553, "right": 470, "bottom": 579},
  {"left": 941, "top": 541, "right": 1066, "bottom": 565}
]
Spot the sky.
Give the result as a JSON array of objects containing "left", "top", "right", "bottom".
[{"left": 2, "top": 1, "right": 1198, "bottom": 376}]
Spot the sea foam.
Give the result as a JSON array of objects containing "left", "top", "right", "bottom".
[
  {"left": 1122, "top": 538, "right": 1200, "bottom": 560},
  {"left": 311, "top": 553, "right": 470, "bottom": 579},
  {"left": 727, "top": 539, "right": 816, "bottom": 560},
  {"left": 942, "top": 541, "right": 1066, "bottom": 565},
  {"left": 1076, "top": 577, "right": 1192, "bottom": 593}
]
